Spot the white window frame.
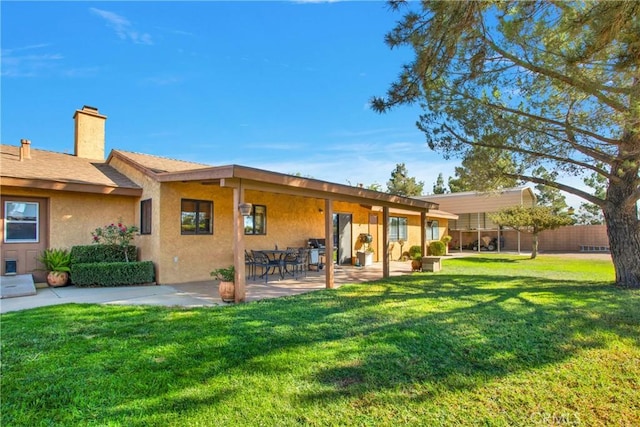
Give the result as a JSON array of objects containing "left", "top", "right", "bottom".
[{"left": 4, "top": 201, "right": 39, "bottom": 243}]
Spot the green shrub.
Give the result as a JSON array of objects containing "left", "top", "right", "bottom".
[
  {"left": 428, "top": 241, "right": 446, "bottom": 256},
  {"left": 71, "top": 261, "right": 155, "bottom": 287},
  {"left": 70, "top": 245, "right": 137, "bottom": 264},
  {"left": 211, "top": 265, "right": 235, "bottom": 282},
  {"left": 38, "top": 248, "right": 72, "bottom": 272},
  {"left": 408, "top": 245, "right": 422, "bottom": 260}
]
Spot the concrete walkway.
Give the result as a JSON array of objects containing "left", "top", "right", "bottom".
[{"left": 0, "top": 261, "right": 414, "bottom": 314}]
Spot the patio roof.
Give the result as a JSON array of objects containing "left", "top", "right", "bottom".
[{"left": 110, "top": 150, "right": 439, "bottom": 212}]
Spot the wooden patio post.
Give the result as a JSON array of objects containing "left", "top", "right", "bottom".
[
  {"left": 382, "top": 206, "right": 390, "bottom": 278},
  {"left": 233, "top": 185, "right": 246, "bottom": 302},
  {"left": 324, "top": 198, "right": 334, "bottom": 289},
  {"left": 420, "top": 211, "right": 427, "bottom": 260}
]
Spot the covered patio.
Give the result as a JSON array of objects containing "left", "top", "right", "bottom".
[{"left": 1, "top": 261, "right": 417, "bottom": 313}]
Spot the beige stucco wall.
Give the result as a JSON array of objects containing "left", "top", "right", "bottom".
[
  {"left": 108, "top": 157, "right": 161, "bottom": 267},
  {"left": 0, "top": 187, "right": 136, "bottom": 249},
  {"left": 383, "top": 214, "right": 450, "bottom": 260}
]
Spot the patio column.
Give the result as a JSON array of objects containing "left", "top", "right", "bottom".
[
  {"left": 382, "top": 206, "right": 390, "bottom": 278},
  {"left": 420, "top": 211, "right": 427, "bottom": 260},
  {"left": 477, "top": 212, "right": 481, "bottom": 253},
  {"left": 324, "top": 198, "right": 334, "bottom": 289},
  {"left": 233, "top": 185, "right": 246, "bottom": 302}
]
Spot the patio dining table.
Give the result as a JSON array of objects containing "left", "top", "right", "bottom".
[{"left": 254, "top": 249, "right": 289, "bottom": 279}]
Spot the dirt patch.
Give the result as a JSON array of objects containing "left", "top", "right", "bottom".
[{"left": 540, "top": 252, "right": 612, "bottom": 260}]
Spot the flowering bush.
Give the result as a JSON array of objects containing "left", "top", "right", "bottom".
[{"left": 91, "top": 219, "right": 139, "bottom": 262}]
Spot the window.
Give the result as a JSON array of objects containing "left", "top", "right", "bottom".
[
  {"left": 181, "top": 199, "right": 213, "bottom": 235},
  {"left": 389, "top": 216, "right": 407, "bottom": 242},
  {"left": 140, "top": 199, "right": 152, "bottom": 235},
  {"left": 427, "top": 220, "right": 439, "bottom": 240},
  {"left": 4, "top": 201, "right": 39, "bottom": 243},
  {"left": 244, "top": 204, "right": 266, "bottom": 235}
]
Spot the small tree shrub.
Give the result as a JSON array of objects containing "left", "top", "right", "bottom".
[
  {"left": 429, "top": 241, "right": 446, "bottom": 256},
  {"left": 91, "top": 220, "right": 139, "bottom": 262}
]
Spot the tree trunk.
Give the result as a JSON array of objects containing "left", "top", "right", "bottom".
[
  {"left": 531, "top": 233, "right": 538, "bottom": 259},
  {"left": 603, "top": 182, "right": 640, "bottom": 288}
]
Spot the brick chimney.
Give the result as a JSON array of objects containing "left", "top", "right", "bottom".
[
  {"left": 73, "top": 105, "right": 106, "bottom": 160},
  {"left": 19, "top": 139, "right": 31, "bottom": 161}
]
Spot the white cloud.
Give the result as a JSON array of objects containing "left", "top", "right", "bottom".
[
  {"left": 0, "top": 46, "right": 63, "bottom": 77},
  {"left": 90, "top": 8, "right": 153, "bottom": 45}
]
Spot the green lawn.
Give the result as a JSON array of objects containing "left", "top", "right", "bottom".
[{"left": 2, "top": 255, "right": 638, "bottom": 426}]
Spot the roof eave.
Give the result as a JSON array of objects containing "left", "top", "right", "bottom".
[
  {"left": 155, "top": 164, "right": 438, "bottom": 211},
  {"left": 0, "top": 177, "right": 143, "bottom": 197}
]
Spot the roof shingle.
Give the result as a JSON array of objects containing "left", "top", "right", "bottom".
[{"left": 0, "top": 144, "right": 141, "bottom": 189}]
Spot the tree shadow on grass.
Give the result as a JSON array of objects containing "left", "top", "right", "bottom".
[
  {"left": 301, "top": 274, "right": 639, "bottom": 403},
  {"left": 449, "top": 256, "right": 520, "bottom": 263},
  {"left": 1, "top": 273, "right": 638, "bottom": 425}
]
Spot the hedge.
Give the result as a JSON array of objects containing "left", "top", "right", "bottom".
[
  {"left": 70, "top": 245, "right": 137, "bottom": 264},
  {"left": 71, "top": 261, "right": 155, "bottom": 287}
]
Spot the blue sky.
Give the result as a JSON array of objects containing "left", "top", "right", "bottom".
[{"left": 2, "top": 0, "right": 459, "bottom": 192}]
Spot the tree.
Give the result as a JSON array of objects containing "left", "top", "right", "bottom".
[
  {"left": 575, "top": 167, "right": 607, "bottom": 225},
  {"left": 532, "top": 167, "right": 569, "bottom": 214},
  {"left": 448, "top": 146, "right": 519, "bottom": 193},
  {"left": 373, "top": 1, "right": 640, "bottom": 287},
  {"left": 432, "top": 173, "right": 447, "bottom": 194},
  {"left": 490, "top": 206, "right": 574, "bottom": 259},
  {"left": 387, "top": 163, "right": 424, "bottom": 196}
]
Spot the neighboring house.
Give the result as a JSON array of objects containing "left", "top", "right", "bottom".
[
  {"left": 416, "top": 187, "right": 537, "bottom": 252},
  {"left": 1, "top": 106, "right": 456, "bottom": 301}
]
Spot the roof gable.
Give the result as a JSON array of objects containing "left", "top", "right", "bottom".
[{"left": 109, "top": 150, "right": 210, "bottom": 173}]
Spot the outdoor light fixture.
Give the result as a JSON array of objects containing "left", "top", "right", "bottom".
[{"left": 239, "top": 202, "right": 253, "bottom": 216}]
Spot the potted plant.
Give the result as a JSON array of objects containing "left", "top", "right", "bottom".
[
  {"left": 409, "top": 246, "right": 423, "bottom": 271},
  {"left": 210, "top": 265, "right": 235, "bottom": 303},
  {"left": 38, "top": 248, "right": 72, "bottom": 287},
  {"left": 411, "top": 254, "right": 423, "bottom": 272}
]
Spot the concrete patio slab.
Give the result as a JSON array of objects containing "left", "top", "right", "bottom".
[{"left": 0, "top": 261, "right": 415, "bottom": 314}]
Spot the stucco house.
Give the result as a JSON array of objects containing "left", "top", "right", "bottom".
[{"left": 1, "top": 106, "right": 456, "bottom": 301}]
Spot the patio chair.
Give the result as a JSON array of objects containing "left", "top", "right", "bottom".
[
  {"left": 245, "top": 250, "right": 256, "bottom": 280},
  {"left": 284, "top": 247, "right": 308, "bottom": 279},
  {"left": 251, "top": 250, "right": 273, "bottom": 283}
]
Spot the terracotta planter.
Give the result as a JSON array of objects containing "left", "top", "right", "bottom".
[
  {"left": 47, "top": 271, "right": 69, "bottom": 287},
  {"left": 218, "top": 280, "right": 235, "bottom": 303}
]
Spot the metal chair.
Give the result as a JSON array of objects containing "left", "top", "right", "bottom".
[
  {"left": 245, "top": 250, "right": 256, "bottom": 280},
  {"left": 251, "top": 250, "right": 273, "bottom": 283},
  {"left": 284, "top": 247, "right": 308, "bottom": 279}
]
